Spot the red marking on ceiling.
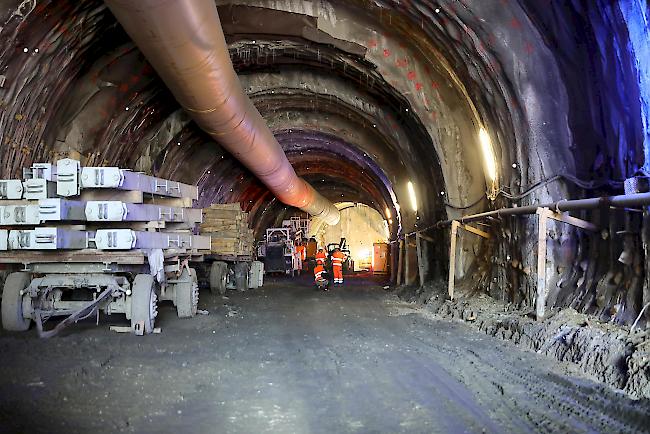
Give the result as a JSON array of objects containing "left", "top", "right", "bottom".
[
  {"left": 141, "top": 64, "right": 154, "bottom": 75},
  {"left": 415, "top": 82, "right": 423, "bottom": 91},
  {"left": 368, "top": 39, "right": 377, "bottom": 48},
  {"left": 431, "top": 81, "right": 440, "bottom": 89},
  {"left": 510, "top": 17, "right": 522, "bottom": 29},
  {"left": 407, "top": 71, "right": 416, "bottom": 81},
  {"left": 524, "top": 41, "right": 534, "bottom": 54},
  {"left": 383, "top": 49, "right": 391, "bottom": 57},
  {"left": 396, "top": 58, "right": 408, "bottom": 68}
]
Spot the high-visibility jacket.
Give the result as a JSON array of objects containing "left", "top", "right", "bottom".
[
  {"left": 315, "top": 251, "right": 327, "bottom": 264},
  {"left": 314, "top": 264, "right": 325, "bottom": 281},
  {"left": 296, "top": 245, "right": 306, "bottom": 261},
  {"left": 331, "top": 250, "right": 345, "bottom": 268}
]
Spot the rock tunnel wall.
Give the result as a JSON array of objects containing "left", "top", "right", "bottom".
[{"left": 0, "top": 0, "right": 649, "bottom": 327}]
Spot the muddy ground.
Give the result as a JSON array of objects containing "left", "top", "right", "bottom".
[
  {"left": 396, "top": 281, "right": 650, "bottom": 399},
  {"left": 0, "top": 276, "right": 649, "bottom": 433}
]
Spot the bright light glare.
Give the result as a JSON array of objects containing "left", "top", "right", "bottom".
[
  {"left": 407, "top": 181, "right": 417, "bottom": 212},
  {"left": 384, "top": 207, "right": 391, "bottom": 219},
  {"left": 479, "top": 128, "right": 497, "bottom": 181}
]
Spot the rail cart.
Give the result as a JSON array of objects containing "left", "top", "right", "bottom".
[
  {"left": 0, "top": 159, "right": 210, "bottom": 336},
  {"left": 0, "top": 249, "right": 203, "bottom": 337},
  {"left": 199, "top": 253, "right": 264, "bottom": 295}
]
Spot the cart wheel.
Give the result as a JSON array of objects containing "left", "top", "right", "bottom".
[
  {"left": 209, "top": 261, "right": 228, "bottom": 295},
  {"left": 235, "top": 262, "right": 250, "bottom": 291},
  {"left": 176, "top": 268, "right": 199, "bottom": 318},
  {"left": 131, "top": 274, "right": 157, "bottom": 334},
  {"left": 1, "top": 272, "right": 31, "bottom": 332}
]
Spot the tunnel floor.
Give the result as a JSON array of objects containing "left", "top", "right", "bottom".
[{"left": 0, "top": 277, "right": 649, "bottom": 434}]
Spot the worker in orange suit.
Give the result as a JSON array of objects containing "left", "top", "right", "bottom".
[
  {"left": 296, "top": 242, "right": 306, "bottom": 269},
  {"left": 315, "top": 248, "right": 327, "bottom": 266},
  {"left": 331, "top": 248, "right": 346, "bottom": 284},
  {"left": 313, "top": 263, "right": 327, "bottom": 289}
]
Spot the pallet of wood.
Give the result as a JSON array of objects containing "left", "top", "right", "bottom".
[{"left": 200, "top": 204, "right": 254, "bottom": 256}]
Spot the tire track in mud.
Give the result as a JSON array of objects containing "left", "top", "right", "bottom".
[{"left": 391, "top": 304, "right": 650, "bottom": 433}]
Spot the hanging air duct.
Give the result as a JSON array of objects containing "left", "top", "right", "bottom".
[{"left": 104, "top": 0, "right": 340, "bottom": 225}]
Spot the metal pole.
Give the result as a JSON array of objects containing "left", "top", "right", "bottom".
[
  {"left": 535, "top": 208, "right": 549, "bottom": 320},
  {"left": 447, "top": 221, "right": 459, "bottom": 300},
  {"left": 437, "top": 192, "right": 650, "bottom": 226}
]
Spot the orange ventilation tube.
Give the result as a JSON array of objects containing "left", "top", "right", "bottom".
[{"left": 104, "top": 0, "right": 340, "bottom": 225}]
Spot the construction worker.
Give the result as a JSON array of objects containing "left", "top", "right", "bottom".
[
  {"left": 315, "top": 248, "right": 327, "bottom": 266},
  {"left": 331, "top": 247, "right": 346, "bottom": 284},
  {"left": 296, "top": 242, "right": 306, "bottom": 269},
  {"left": 313, "top": 263, "right": 328, "bottom": 290}
]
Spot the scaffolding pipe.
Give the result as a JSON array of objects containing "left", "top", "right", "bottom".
[
  {"left": 104, "top": 0, "right": 340, "bottom": 225},
  {"left": 439, "top": 192, "right": 650, "bottom": 226}
]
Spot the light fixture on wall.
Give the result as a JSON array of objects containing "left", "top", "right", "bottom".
[
  {"left": 385, "top": 207, "right": 391, "bottom": 219},
  {"left": 407, "top": 181, "right": 417, "bottom": 212},
  {"left": 478, "top": 127, "right": 497, "bottom": 182}
]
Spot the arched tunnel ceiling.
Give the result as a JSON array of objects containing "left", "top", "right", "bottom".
[{"left": 0, "top": 0, "right": 648, "bottom": 239}]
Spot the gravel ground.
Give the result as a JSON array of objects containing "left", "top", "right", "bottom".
[{"left": 0, "top": 276, "right": 648, "bottom": 433}]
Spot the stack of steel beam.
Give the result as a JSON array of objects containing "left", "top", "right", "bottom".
[{"left": 0, "top": 159, "right": 210, "bottom": 253}]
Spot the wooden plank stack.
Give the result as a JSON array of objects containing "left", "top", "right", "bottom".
[{"left": 200, "top": 203, "right": 255, "bottom": 255}]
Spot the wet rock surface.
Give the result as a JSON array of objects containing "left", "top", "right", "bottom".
[{"left": 0, "top": 277, "right": 648, "bottom": 433}]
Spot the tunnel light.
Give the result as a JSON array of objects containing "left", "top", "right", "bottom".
[
  {"left": 407, "top": 181, "right": 417, "bottom": 212},
  {"left": 34, "top": 48, "right": 39, "bottom": 53},
  {"left": 479, "top": 128, "right": 497, "bottom": 182},
  {"left": 385, "top": 207, "right": 391, "bottom": 219},
  {"left": 512, "top": 163, "right": 517, "bottom": 169},
  {"left": 23, "top": 47, "right": 28, "bottom": 53}
]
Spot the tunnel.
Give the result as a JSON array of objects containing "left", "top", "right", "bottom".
[{"left": 0, "top": 0, "right": 649, "bottom": 432}]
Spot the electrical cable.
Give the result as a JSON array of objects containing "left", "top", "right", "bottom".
[{"left": 498, "top": 174, "right": 624, "bottom": 201}]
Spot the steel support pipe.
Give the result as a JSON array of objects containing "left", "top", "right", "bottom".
[
  {"left": 440, "top": 192, "right": 650, "bottom": 226},
  {"left": 104, "top": 0, "right": 340, "bottom": 225}
]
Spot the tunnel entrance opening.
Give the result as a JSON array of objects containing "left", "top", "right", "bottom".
[{"left": 312, "top": 203, "right": 389, "bottom": 273}]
